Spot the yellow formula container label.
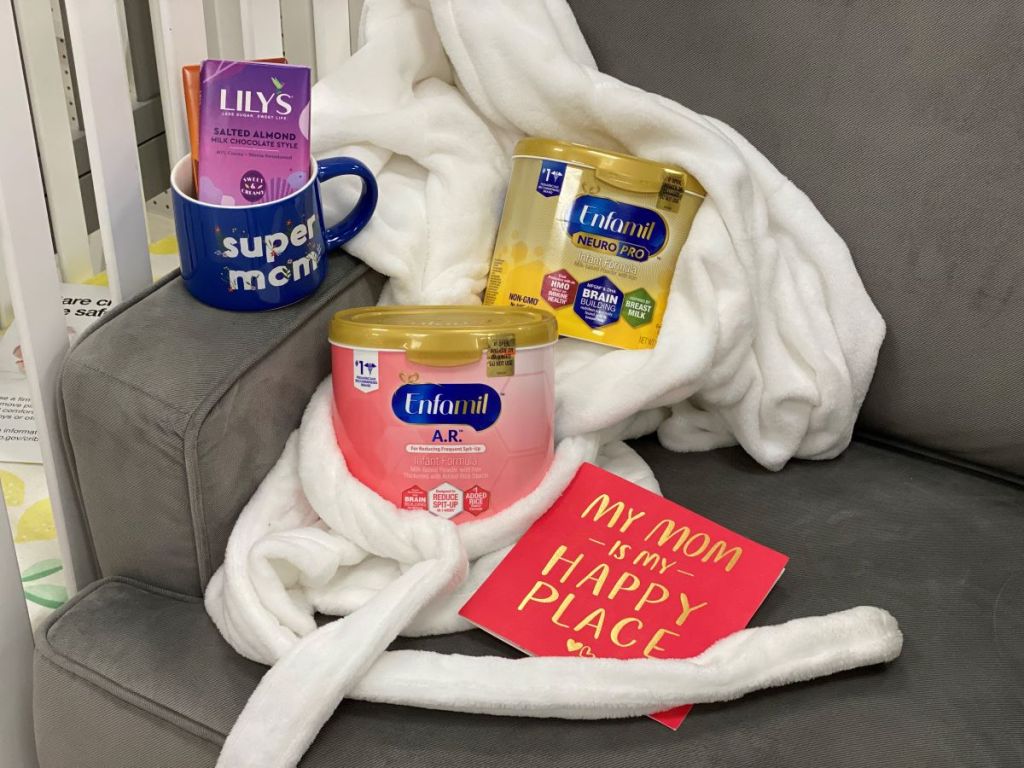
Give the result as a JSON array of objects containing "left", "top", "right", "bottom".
[{"left": 484, "top": 138, "right": 705, "bottom": 350}]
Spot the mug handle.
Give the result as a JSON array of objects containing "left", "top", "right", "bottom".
[{"left": 317, "top": 157, "right": 379, "bottom": 251}]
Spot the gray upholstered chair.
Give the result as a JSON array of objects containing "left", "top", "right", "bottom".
[{"left": 33, "top": 1, "right": 1023, "bottom": 765}]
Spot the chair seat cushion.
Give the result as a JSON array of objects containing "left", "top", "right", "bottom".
[{"left": 34, "top": 440, "right": 1024, "bottom": 768}]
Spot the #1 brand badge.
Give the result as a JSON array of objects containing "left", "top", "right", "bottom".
[
  {"left": 352, "top": 350, "right": 379, "bottom": 392},
  {"left": 536, "top": 160, "right": 566, "bottom": 197}
]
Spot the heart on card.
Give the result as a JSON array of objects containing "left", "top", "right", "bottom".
[{"left": 566, "top": 638, "right": 595, "bottom": 657}]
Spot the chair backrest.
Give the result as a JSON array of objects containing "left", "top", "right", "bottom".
[{"left": 569, "top": 0, "right": 1024, "bottom": 479}]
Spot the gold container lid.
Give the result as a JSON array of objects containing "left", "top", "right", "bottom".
[
  {"left": 513, "top": 137, "right": 706, "bottom": 197},
  {"left": 330, "top": 305, "right": 558, "bottom": 366}
]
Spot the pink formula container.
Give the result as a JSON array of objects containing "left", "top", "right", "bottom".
[{"left": 330, "top": 306, "right": 558, "bottom": 523}]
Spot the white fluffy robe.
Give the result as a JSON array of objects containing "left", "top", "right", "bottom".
[{"left": 206, "top": 2, "right": 898, "bottom": 767}]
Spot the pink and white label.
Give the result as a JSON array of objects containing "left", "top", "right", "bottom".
[{"left": 331, "top": 343, "right": 555, "bottom": 524}]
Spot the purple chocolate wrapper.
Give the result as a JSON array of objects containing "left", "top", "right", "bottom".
[{"left": 197, "top": 60, "right": 311, "bottom": 206}]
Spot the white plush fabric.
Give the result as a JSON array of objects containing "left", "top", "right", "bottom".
[
  {"left": 311, "top": 0, "right": 885, "bottom": 468},
  {"left": 206, "top": 1, "right": 897, "bottom": 766},
  {"left": 208, "top": 385, "right": 901, "bottom": 768}
]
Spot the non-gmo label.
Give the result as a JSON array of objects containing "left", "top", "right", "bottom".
[
  {"left": 536, "top": 160, "right": 566, "bottom": 197},
  {"left": 352, "top": 349, "right": 379, "bottom": 392},
  {"left": 574, "top": 275, "right": 623, "bottom": 328}
]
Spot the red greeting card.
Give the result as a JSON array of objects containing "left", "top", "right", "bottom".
[{"left": 459, "top": 463, "right": 788, "bottom": 729}]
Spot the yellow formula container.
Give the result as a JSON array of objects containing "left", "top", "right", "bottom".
[{"left": 484, "top": 138, "right": 705, "bottom": 350}]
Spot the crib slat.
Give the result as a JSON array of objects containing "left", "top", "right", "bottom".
[
  {"left": 349, "top": 0, "right": 364, "bottom": 51},
  {"left": 241, "top": 0, "right": 285, "bottom": 59},
  {"left": 148, "top": 0, "right": 208, "bottom": 168},
  {"left": 203, "top": 0, "right": 245, "bottom": 59},
  {"left": 12, "top": 0, "right": 92, "bottom": 284},
  {"left": 64, "top": 0, "right": 152, "bottom": 304},
  {"left": 312, "top": 0, "right": 353, "bottom": 78},
  {"left": 0, "top": 264, "right": 12, "bottom": 328},
  {"left": 0, "top": 514, "right": 37, "bottom": 767},
  {"left": 281, "top": 0, "right": 317, "bottom": 79},
  {"left": 0, "top": 0, "right": 97, "bottom": 595}
]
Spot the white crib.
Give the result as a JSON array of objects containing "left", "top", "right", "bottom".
[{"left": 0, "top": 2, "right": 359, "bottom": 763}]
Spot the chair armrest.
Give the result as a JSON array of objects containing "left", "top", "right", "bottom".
[{"left": 60, "top": 254, "right": 384, "bottom": 595}]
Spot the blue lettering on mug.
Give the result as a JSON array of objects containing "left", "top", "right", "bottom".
[
  {"left": 566, "top": 195, "right": 667, "bottom": 261},
  {"left": 392, "top": 383, "right": 501, "bottom": 431}
]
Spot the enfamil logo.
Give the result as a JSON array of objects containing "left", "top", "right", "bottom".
[
  {"left": 567, "top": 195, "right": 667, "bottom": 262},
  {"left": 392, "top": 383, "right": 501, "bottom": 431}
]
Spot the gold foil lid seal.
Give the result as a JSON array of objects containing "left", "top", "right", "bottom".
[
  {"left": 512, "top": 137, "right": 707, "bottom": 198},
  {"left": 330, "top": 305, "right": 558, "bottom": 366}
]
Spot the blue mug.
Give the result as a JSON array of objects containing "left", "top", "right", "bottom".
[{"left": 170, "top": 154, "right": 377, "bottom": 311}]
